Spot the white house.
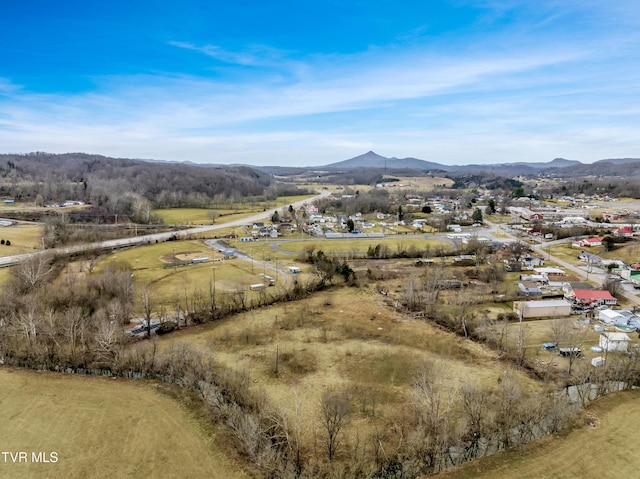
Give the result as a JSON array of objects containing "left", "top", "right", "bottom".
[
  {"left": 599, "top": 332, "right": 630, "bottom": 352},
  {"left": 598, "top": 309, "right": 624, "bottom": 325}
]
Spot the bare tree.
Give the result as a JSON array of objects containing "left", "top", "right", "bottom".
[
  {"left": 207, "top": 209, "right": 219, "bottom": 224},
  {"left": 494, "top": 371, "right": 523, "bottom": 449},
  {"left": 321, "top": 390, "right": 350, "bottom": 461},
  {"left": 60, "top": 306, "right": 86, "bottom": 364},
  {"left": 411, "top": 361, "right": 455, "bottom": 472},
  {"left": 95, "top": 313, "right": 121, "bottom": 362},
  {"left": 460, "top": 382, "right": 493, "bottom": 460},
  {"left": 506, "top": 241, "right": 530, "bottom": 264},
  {"left": 11, "top": 252, "right": 55, "bottom": 293},
  {"left": 602, "top": 278, "right": 623, "bottom": 298},
  {"left": 138, "top": 284, "right": 157, "bottom": 338}
]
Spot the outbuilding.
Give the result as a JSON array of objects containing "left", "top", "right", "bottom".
[
  {"left": 513, "top": 299, "right": 572, "bottom": 319},
  {"left": 599, "top": 332, "right": 630, "bottom": 352},
  {"left": 599, "top": 309, "right": 624, "bottom": 326}
]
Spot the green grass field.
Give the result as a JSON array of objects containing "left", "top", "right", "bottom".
[{"left": 0, "top": 368, "right": 248, "bottom": 479}]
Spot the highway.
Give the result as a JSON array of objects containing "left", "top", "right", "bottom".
[{"left": 0, "top": 190, "right": 331, "bottom": 268}]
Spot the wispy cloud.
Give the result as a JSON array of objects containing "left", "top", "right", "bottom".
[
  {"left": 0, "top": 78, "right": 22, "bottom": 95},
  {"left": 1, "top": 1, "right": 640, "bottom": 165},
  {"left": 169, "top": 41, "right": 290, "bottom": 67}
]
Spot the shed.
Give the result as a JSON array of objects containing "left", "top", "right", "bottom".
[
  {"left": 599, "top": 309, "right": 624, "bottom": 325},
  {"left": 599, "top": 332, "right": 630, "bottom": 352},
  {"left": 513, "top": 299, "right": 572, "bottom": 319}
]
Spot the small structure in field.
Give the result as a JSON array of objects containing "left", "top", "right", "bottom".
[
  {"left": 513, "top": 299, "right": 572, "bottom": 319},
  {"left": 191, "top": 257, "right": 210, "bottom": 264},
  {"left": 599, "top": 309, "right": 624, "bottom": 325},
  {"left": 599, "top": 332, "right": 630, "bottom": 353}
]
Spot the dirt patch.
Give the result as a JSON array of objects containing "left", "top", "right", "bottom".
[{"left": 160, "top": 250, "right": 205, "bottom": 263}]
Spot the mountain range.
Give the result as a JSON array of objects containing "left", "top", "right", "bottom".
[{"left": 313, "top": 151, "right": 640, "bottom": 177}]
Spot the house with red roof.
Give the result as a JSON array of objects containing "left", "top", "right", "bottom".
[
  {"left": 572, "top": 237, "right": 603, "bottom": 247},
  {"left": 564, "top": 289, "right": 618, "bottom": 309},
  {"left": 613, "top": 226, "right": 634, "bottom": 237}
]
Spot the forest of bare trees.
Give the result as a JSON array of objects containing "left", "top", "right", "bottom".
[{"left": 0, "top": 152, "right": 276, "bottom": 221}]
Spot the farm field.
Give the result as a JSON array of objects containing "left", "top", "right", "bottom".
[
  {"left": 436, "top": 390, "right": 640, "bottom": 479},
  {"left": 0, "top": 224, "right": 43, "bottom": 255},
  {"left": 0, "top": 368, "right": 248, "bottom": 479}
]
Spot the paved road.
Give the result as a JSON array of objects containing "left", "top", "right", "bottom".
[
  {"left": 485, "top": 219, "right": 640, "bottom": 307},
  {"left": 0, "top": 191, "right": 331, "bottom": 268}
]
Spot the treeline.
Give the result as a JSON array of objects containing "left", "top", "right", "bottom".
[{"left": 0, "top": 152, "right": 274, "bottom": 221}]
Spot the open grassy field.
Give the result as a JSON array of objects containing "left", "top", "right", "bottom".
[
  {"left": 165, "top": 287, "right": 544, "bottom": 463},
  {"left": 272, "top": 237, "right": 451, "bottom": 255},
  {"left": 94, "top": 239, "right": 303, "bottom": 308},
  {"left": 383, "top": 176, "right": 454, "bottom": 189},
  {"left": 153, "top": 195, "right": 314, "bottom": 225},
  {"left": 0, "top": 224, "right": 43, "bottom": 255},
  {"left": 436, "top": 390, "right": 640, "bottom": 479},
  {"left": 601, "top": 241, "right": 640, "bottom": 264},
  {"left": 0, "top": 368, "right": 248, "bottom": 479}
]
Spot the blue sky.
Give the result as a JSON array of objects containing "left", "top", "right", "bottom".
[{"left": 1, "top": 1, "right": 639, "bottom": 166}]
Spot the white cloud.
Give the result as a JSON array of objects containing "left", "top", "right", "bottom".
[{"left": 1, "top": 3, "right": 640, "bottom": 166}]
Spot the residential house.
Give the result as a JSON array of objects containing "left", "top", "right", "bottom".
[
  {"left": 613, "top": 226, "right": 634, "bottom": 237},
  {"left": 565, "top": 289, "right": 618, "bottom": 309},
  {"left": 599, "top": 332, "right": 630, "bottom": 353},
  {"left": 577, "top": 251, "right": 601, "bottom": 265},
  {"left": 521, "top": 255, "right": 545, "bottom": 269},
  {"left": 572, "top": 237, "right": 604, "bottom": 247},
  {"left": 518, "top": 283, "right": 543, "bottom": 296}
]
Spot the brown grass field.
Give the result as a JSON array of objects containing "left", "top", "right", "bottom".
[
  {"left": 382, "top": 176, "right": 455, "bottom": 189},
  {"left": 503, "top": 316, "right": 640, "bottom": 375},
  {"left": 94, "top": 239, "right": 303, "bottom": 308},
  {"left": 0, "top": 224, "right": 43, "bottom": 255},
  {"left": 164, "top": 286, "right": 543, "bottom": 459},
  {"left": 435, "top": 389, "right": 640, "bottom": 479},
  {"left": 0, "top": 368, "right": 248, "bottom": 479}
]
